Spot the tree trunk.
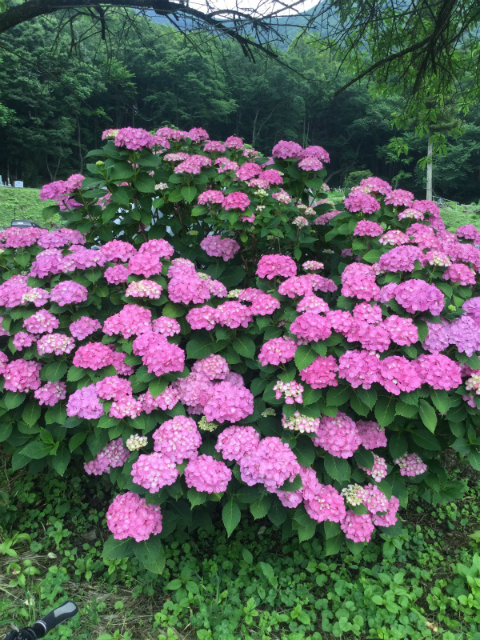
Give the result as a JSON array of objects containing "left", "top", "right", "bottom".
[{"left": 426, "top": 138, "right": 433, "bottom": 200}]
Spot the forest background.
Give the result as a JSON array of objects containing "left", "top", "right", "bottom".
[{"left": 1, "top": 9, "right": 479, "bottom": 205}]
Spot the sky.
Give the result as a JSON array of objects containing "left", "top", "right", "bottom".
[{"left": 185, "top": 1, "right": 319, "bottom": 18}]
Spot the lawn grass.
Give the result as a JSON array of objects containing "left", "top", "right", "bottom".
[
  {"left": 0, "top": 461, "right": 478, "bottom": 640},
  {"left": 0, "top": 187, "right": 56, "bottom": 228}
]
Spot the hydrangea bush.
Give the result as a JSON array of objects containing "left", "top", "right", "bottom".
[{"left": 1, "top": 126, "right": 479, "bottom": 571}]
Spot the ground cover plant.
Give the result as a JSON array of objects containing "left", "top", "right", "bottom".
[
  {"left": 0, "top": 463, "right": 479, "bottom": 640},
  {"left": 0, "top": 126, "right": 479, "bottom": 573}
]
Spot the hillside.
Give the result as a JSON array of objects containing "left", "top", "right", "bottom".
[{"left": 0, "top": 187, "right": 56, "bottom": 228}]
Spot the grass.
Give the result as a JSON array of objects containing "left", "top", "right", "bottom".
[
  {"left": 0, "top": 460, "right": 479, "bottom": 640},
  {"left": 0, "top": 187, "right": 57, "bottom": 228}
]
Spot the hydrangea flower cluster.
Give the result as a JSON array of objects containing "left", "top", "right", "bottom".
[{"left": 1, "top": 129, "right": 478, "bottom": 554}]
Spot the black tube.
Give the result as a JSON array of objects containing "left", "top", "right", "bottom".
[{"left": 32, "top": 602, "right": 78, "bottom": 638}]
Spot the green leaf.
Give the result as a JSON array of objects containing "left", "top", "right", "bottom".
[
  {"left": 22, "top": 403, "right": 41, "bottom": 428},
  {"left": 222, "top": 499, "right": 241, "bottom": 537},
  {"left": 69, "top": 432, "right": 87, "bottom": 453},
  {"left": 388, "top": 432, "right": 408, "bottom": 459},
  {"left": 430, "top": 390, "right": 451, "bottom": 415},
  {"left": 220, "top": 266, "right": 245, "bottom": 288},
  {"left": 186, "top": 337, "right": 215, "bottom": 360},
  {"left": 259, "top": 562, "right": 278, "bottom": 588},
  {"left": 419, "top": 400, "right": 437, "bottom": 433},
  {"left": 162, "top": 302, "right": 185, "bottom": 318},
  {"left": 324, "top": 454, "right": 351, "bottom": 482},
  {"left": 242, "top": 548, "right": 253, "bottom": 565},
  {"left": 375, "top": 396, "right": 396, "bottom": 427},
  {"left": 233, "top": 336, "right": 256, "bottom": 359},
  {"left": 181, "top": 185, "right": 197, "bottom": 203},
  {"left": 362, "top": 249, "right": 381, "bottom": 264},
  {"left": 165, "top": 578, "right": 182, "bottom": 590},
  {"left": 41, "top": 361, "right": 68, "bottom": 383},
  {"left": 294, "top": 345, "right": 317, "bottom": 370},
  {"left": 103, "top": 536, "right": 132, "bottom": 560},
  {"left": 293, "top": 436, "right": 316, "bottom": 467},
  {"left": 0, "top": 422, "right": 13, "bottom": 443},
  {"left": 67, "top": 366, "right": 86, "bottom": 383},
  {"left": 326, "top": 385, "right": 350, "bottom": 407},
  {"left": 354, "top": 447, "right": 375, "bottom": 470},
  {"left": 298, "top": 518, "right": 316, "bottom": 543},
  {"left": 134, "top": 174, "right": 156, "bottom": 193},
  {"left": 52, "top": 447, "right": 71, "bottom": 476},
  {"left": 45, "top": 404, "right": 67, "bottom": 425},
  {"left": 187, "top": 488, "right": 207, "bottom": 508},
  {"left": 395, "top": 400, "right": 418, "bottom": 418},
  {"left": 111, "top": 187, "right": 130, "bottom": 207},
  {"left": 149, "top": 378, "right": 169, "bottom": 398},
  {"left": 324, "top": 534, "right": 342, "bottom": 556},
  {"left": 20, "top": 439, "right": 53, "bottom": 459},
  {"left": 411, "top": 428, "right": 441, "bottom": 451},
  {"left": 250, "top": 495, "right": 272, "bottom": 520},
  {"left": 468, "top": 451, "right": 480, "bottom": 472},
  {"left": 133, "top": 536, "right": 165, "bottom": 574},
  {"left": 108, "top": 162, "right": 134, "bottom": 180},
  {"left": 4, "top": 392, "right": 26, "bottom": 410}
]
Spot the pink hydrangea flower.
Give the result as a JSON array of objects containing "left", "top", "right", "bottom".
[
  {"left": 3, "top": 359, "right": 42, "bottom": 392},
  {"left": 304, "top": 484, "right": 346, "bottom": 523},
  {"left": 200, "top": 235, "right": 240, "bottom": 261},
  {"left": 131, "top": 453, "right": 179, "bottom": 492},
  {"left": 258, "top": 337, "right": 297, "bottom": 366},
  {"left": 106, "top": 493, "right": 163, "bottom": 542},
  {"left": 114, "top": 127, "right": 155, "bottom": 150},
  {"left": 198, "top": 190, "right": 225, "bottom": 205},
  {"left": 184, "top": 454, "right": 232, "bottom": 493},
  {"left": 353, "top": 220, "right": 383, "bottom": 237},
  {"left": 128, "top": 253, "right": 162, "bottom": 278},
  {"left": 338, "top": 350, "right": 380, "bottom": 389},
  {"left": 23, "top": 310, "right": 59, "bottom": 335},
  {"left": 96, "top": 376, "right": 132, "bottom": 401},
  {"left": 67, "top": 384, "right": 104, "bottom": 420},
  {"left": 12, "top": 332, "right": 37, "bottom": 351},
  {"left": 240, "top": 436, "right": 301, "bottom": 491},
  {"left": 203, "top": 381, "right": 254, "bottom": 423},
  {"left": 73, "top": 342, "right": 114, "bottom": 370},
  {"left": 385, "top": 189, "right": 414, "bottom": 207},
  {"left": 443, "top": 263, "right": 476, "bottom": 286},
  {"left": 395, "top": 452, "right": 427, "bottom": 476},
  {"left": 34, "top": 381, "right": 67, "bottom": 406},
  {"left": 341, "top": 512, "right": 375, "bottom": 543},
  {"left": 50, "top": 281, "right": 88, "bottom": 306},
  {"left": 272, "top": 140, "right": 303, "bottom": 159},
  {"left": 84, "top": 438, "right": 129, "bottom": 476},
  {"left": 300, "top": 355, "right": 338, "bottom": 389},
  {"left": 37, "top": 333, "right": 75, "bottom": 356},
  {"left": 414, "top": 354, "right": 462, "bottom": 390},
  {"left": 344, "top": 191, "right": 380, "bottom": 214},
  {"left": 223, "top": 192, "right": 251, "bottom": 211},
  {"left": 257, "top": 254, "right": 297, "bottom": 280},
  {"left": 290, "top": 312, "right": 332, "bottom": 344},
  {"left": 215, "top": 425, "right": 260, "bottom": 462},
  {"left": 69, "top": 317, "right": 102, "bottom": 340},
  {"left": 378, "top": 356, "right": 422, "bottom": 395},
  {"left": 153, "top": 416, "right": 202, "bottom": 463},
  {"left": 103, "top": 304, "right": 152, "bottom": 339},
  {"left": 313, "top": 412, "right": 361, "bottom": 459},
  {"left": 356, "top": 421, "right": 387, "bottom": 449}
]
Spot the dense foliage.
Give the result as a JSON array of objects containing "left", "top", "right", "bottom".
[
  {"left": 1, "top": 468, "right": 479, "bottom": 640},
  {"left": 0, "top": 126, "right": 479, "bottom": 571},
  {"left": 2, "top": 14, "right": 480, "bottom": 203}
]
